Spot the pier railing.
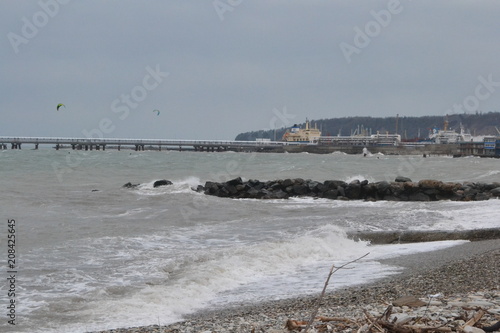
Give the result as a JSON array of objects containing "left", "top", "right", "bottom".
[{"left": 0, "top": 136, "right": 292, "bottom": 151}]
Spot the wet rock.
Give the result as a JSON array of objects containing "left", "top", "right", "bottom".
[
  {"left": 395, "top": 176, "right": 412, "bottom": 182},
  {"left": 418, "top": 179, "right": 443, "bottom": 189},
  {"left": 337, "top": 185, "right": 346, "bottom": 197},
  {"left": 409, "top": 192, "right": 430, "bottom": 201},
  {"left": 324, "top": 180, "right": 347, "bottom": 189},
  {"left": 345, "top": 181, "right": 362, "bottom": 199},
  {"left": 475, "top": 192, "right": 490, "bottom": 201},
  {"left": 246, "top": 188, "right": 260, "bottom": 198},
  {"left": 123, "top": 182, "right": 139, "bottom": 188},
  {"left": 388, "top": 182, "right": 405, "bottom": 197},
  {"left": 307, "top": 180, "right": 321, "bottom": 192},
  {"left": 322, "top": 189, "right": 338, "bottom": 199},
  {"left": 191, "top": 185, "right": 204, "bottom": 192},
  {"left": 204, "top": 181, "right": 220, "bottom": 194},
  {"left": 226, "top": 177, "right": 243, "bottom": 186},
  {"left": 153, "top": 179, "right": 173, "bottom": 188},
  {"left": 490, "top": 187, "right": 500, "bottom": 197},
  {"left": 282, "top": 178, "right": 294, "bottom": 188},
  {"left": 292, "top": 184, "right": 309, "bottom": 195},
  {"left": 197, "top": 178, "right": 500, "bottom": 203},
  {"left": 264, "top": 190, "right": 289, "bottom": 199},
  {"left": 315, "top": 182, "right": 328, "bottom": 193}
]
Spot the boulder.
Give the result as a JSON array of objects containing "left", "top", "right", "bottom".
[
  {"left": 204, "top": 181, "right": 220, "bottom": 194},
  {"left": 292, "top": 184, "right": 309, "bottom": 195},
  {"left": 475, "top": 192, "right": 490, "bottom": 201},
  {"left": 123, "top": 182, "right": 139, "bottom": 188},
  {"left": 153, "top": 179, "right": 173, "bottom": 188},
  {"left": 395, "top": 176, "right": 412, "bottom": 183},
  {"left": 264, "top": 190, "right": 289, "bottom": 199},
  {"left": 438, "top": 182, "right": 460, "bottom": 193},
  {"left": 490, "top": 187, "right": 500, "bottom": 197},
  {"left": 388, "top": 182, "right": 405, "bottom": 196},
  {"left": 315, "top": 182, "right": 328, "bottom": 193},
  {"left": 191, "top": 185, "right": 204, "bottom": 192},
  {"left": 293, "top": 178, "right": 305, "bottom": 185},
  {"left": 362, "top": 183, "right": 378, "bottom": 198},
  {"left": 307, "top": 180, "right": 321, "bottom": 192},
  {"left": 409, "top": 192, "right": 430, "bottom": 201},
  {"left": 224, "top": 184, "right": 238, "bottom": 195},
  {"left": 345, "top": 182, "right": 362, "bottom": 199},
  {"left": 418, "top": 179, "right": 443, "bottom": 189},
  {"left": 375, "top": 181, "right": 390, "bottom": 194},
  {"left": 246, "top": 188, "right": 260, "bottom": 198},
  {"left": 226, "top": 177, "right": 243, "bottom": 186},
  {"left": 282, "top": 178, "right": 294, "bottom": 188},
  {"left": 322, "top": 189, "right": 338, "bottom": 199},
  {"left": 247, "top": 179, "right": 260, "bottom": 187},
  {"left": 403, "top": 182, "right": 419, "bottom": 192},
  {"left": 324, "top": 180, "right": 347, "bottom": 189},
  {"left": 270, "top": 182, "right": 283, "bottom": 191},
  {"left": 337, "top": 186, "right": 346, "bottom": 197}
]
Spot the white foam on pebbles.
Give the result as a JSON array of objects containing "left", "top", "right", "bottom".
[{"left": 88, "top": 244, "right": 499, "bottom": 333}]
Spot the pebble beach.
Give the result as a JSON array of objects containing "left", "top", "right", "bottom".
[{"left": 89, "top": 239, "right": 500, "bottom": 333}]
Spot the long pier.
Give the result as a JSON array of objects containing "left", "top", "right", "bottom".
[
  {"left": 0, "top": 136, "right": 478, "bottom": 156},
  {"left": 0, "top": 136, "right": 290, "bottom": 152}
]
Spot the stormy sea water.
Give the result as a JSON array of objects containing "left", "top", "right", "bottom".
[{"left": 1, "top": 148, "right": 499, "bottom": 333}]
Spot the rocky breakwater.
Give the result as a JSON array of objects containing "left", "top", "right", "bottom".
[{"left": 197, "top": 176, "right": 500, "bottom": 202}]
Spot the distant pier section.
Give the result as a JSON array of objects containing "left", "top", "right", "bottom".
[
  {"left": 1, "top": 136, "right": 499, "bottom": 156},
  {"left": 0, "top": 136, "right": 288, "bottom": 152}
]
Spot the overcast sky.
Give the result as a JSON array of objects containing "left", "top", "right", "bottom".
[{"left": 1, "top": 1, "right": 500, "bottom": 140}]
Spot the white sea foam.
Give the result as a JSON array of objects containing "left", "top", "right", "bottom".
[
  {"left": 476, "top": 169, "right": 500, "bottom": 179},
  {"left": 344, "top": 174, "right": 372, "bottom": 183}
]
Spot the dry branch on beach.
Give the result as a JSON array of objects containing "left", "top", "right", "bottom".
[
  {"left": 284, "top": 299, "right": 500, "bottom": 333},
  {"left": 283, "top": 253, "right": 500, "bottom": 333}
]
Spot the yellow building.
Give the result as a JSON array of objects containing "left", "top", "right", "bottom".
[{"left": 281, "top": 119, "right": 321, "bottom": 143}]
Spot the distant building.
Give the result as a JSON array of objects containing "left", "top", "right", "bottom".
[
  {"left": 281, "top": 119, "right": 321, "bottom": 143},
  {"left": 318, "top": 132, "right": 401, "bottom": 146},
  {"left": 458, "top": 136, "right": 500, "bottom": 157}
]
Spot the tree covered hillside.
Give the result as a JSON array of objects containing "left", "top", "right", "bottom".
[{"left": 235, "top": 112, "right": 500, "bottom": 141}]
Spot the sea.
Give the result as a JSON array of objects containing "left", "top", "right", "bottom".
[{"left": 1, "top": 148, "right": 499, "bottom": 333}]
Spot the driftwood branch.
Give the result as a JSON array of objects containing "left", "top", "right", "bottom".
[
  {"left": 316, "top": 315, "right": 358, "bottom": 325},
  {"left": 303, "top": 252, "right": 370, "bottom": 333},
  {"left": 283, "top": 254, "right": 496, "bottom": 333},
  {"left": 462, "top": 309, "right": 485, "bottom": 329},
  {"left": 286, "top": 303, "right": 493, "bottom": 333}
]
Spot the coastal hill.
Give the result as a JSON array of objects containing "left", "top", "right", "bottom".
[{"left": 235, "top": 112, "right": 500, "bottom": 141}]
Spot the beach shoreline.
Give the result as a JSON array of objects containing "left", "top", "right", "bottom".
[{"left": 89, "top": 239, "right": 499, "bottom": 333}]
